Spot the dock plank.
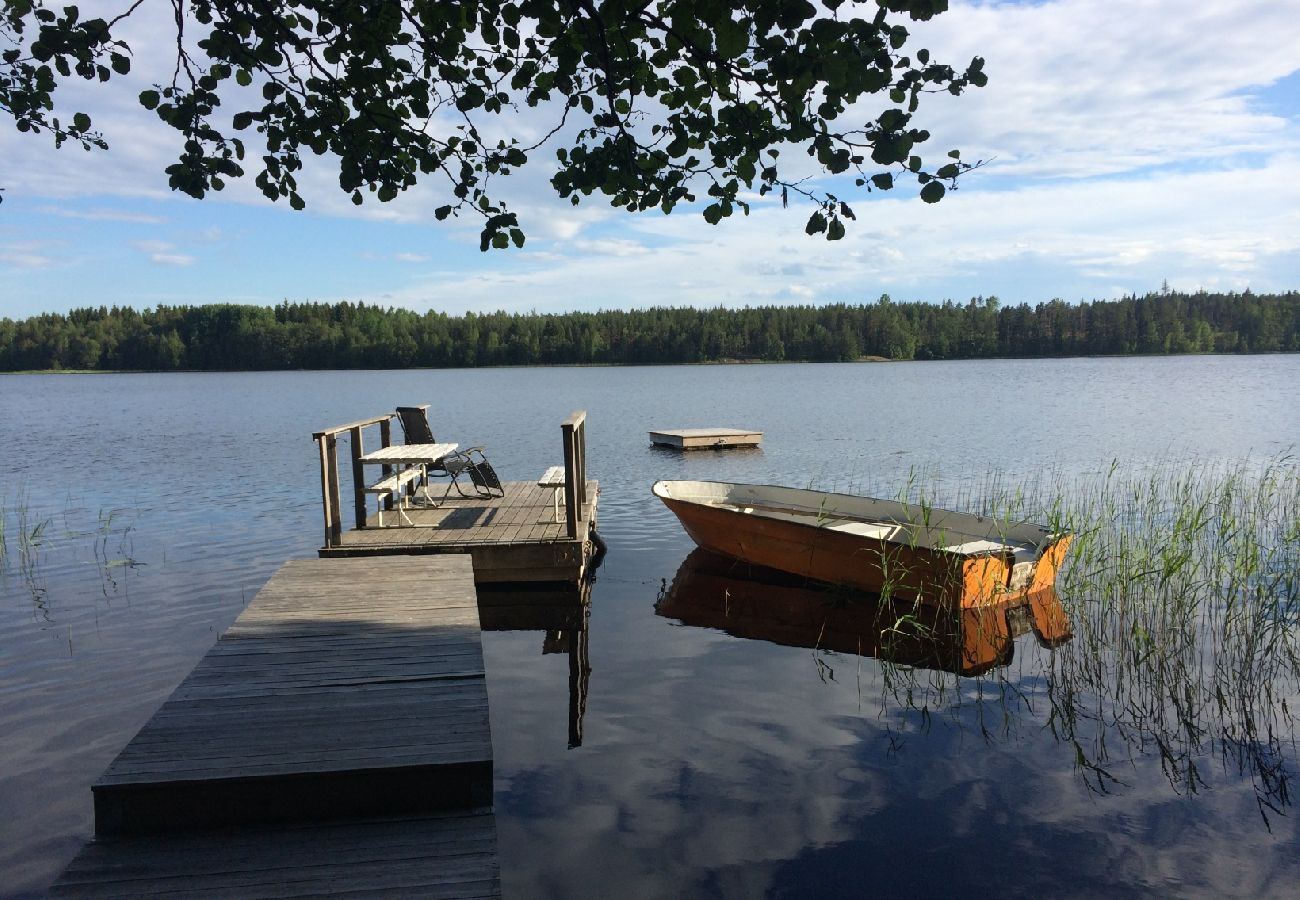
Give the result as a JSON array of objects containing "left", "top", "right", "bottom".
[
  {"left": 52, "top": 809, "right": 501, "bottom": 898},
  {"left": 325, "top": 481, "right": 600, "bottom": 582},
  {"left": 91, "top": 555, "right": 493, "bottom": 835}
]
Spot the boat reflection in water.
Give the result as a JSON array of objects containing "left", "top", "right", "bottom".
[
  {"left": 656, "top": 550, "right": 1071, "bottom": 677},
  {"left": 478, "top": 580, "right": 592, "bottom": 747}
]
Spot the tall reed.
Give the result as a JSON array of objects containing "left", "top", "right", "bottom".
[{"left": 840, "top": 454, "right": 1300, "bottom": 819}]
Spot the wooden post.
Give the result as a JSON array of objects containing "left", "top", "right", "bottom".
[
  {"left": 379, "top": 418, "right": 394, "bottom": 511},
  {"left": 561, "top": 410, "right": 587, "bottom": 540},
  {"left": 317, "top": 437, "right": 335, "bottom": 548},
  {"left": 312, "top": 414, "right": 395, "bottom": 548},
  {"left": 325, "top": 434, "right": 342, "bottom": 547},
  {"left": 349, "top": 425, "right": 367, "bottom": 529}
]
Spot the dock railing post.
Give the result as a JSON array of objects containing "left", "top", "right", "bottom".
[
  {"left": 561, "top": 410, "right": 587, "bottom": 540},
  {"left": 379, "top": 418, "right": 394, "bottom": 512},
  {"left": 349, "top": 425, "right": 368, "bottom": 529},
  {"left": 313, "top": 413, "right": 401, "bottom": 548},
  {"left": 316, "top": 434, "right": 343, "bottom": 548}
]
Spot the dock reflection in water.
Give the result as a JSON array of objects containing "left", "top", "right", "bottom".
[
  {"left": 478, "top": 581, "right": 592, "bottom": 748},
  {"left": 656, "top": 549, "right": 1071, "bottom": 677}
]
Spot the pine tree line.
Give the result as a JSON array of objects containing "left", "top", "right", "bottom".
[{"left": 1, "top": 289, "right": 1295, "bottom": 372}]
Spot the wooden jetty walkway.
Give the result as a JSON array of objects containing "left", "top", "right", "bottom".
[
  {"left": 54, "top": 555, "right": 501, "bottom": 898},
  {"left": 315, "top": 409, "right": 599, "bottom": 584}
]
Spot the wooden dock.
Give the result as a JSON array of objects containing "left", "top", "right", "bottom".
[
  {"left": 53, "top": 811, "right": 501, "bottom": 898},
  {"left": 320, "top": 479, "right": 598, "bottom": 583},
  {"left": 316, "top": 410, "right": 599, "bottom": 583},
  {"left": 54, "top": 554, "right": 501, "bottom": 897},
  {"left": 649, "top": 427, "right": 762, "bottom": 450}
]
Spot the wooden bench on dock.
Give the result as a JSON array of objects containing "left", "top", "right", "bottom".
[
  {"left": 364, "top": 464, "right": 425, "bottom": 526},
  {"left": 538, "top": 465, "right": 566, "bottom": 522}
]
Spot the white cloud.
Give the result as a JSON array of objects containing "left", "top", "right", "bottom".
[
  {"left": 0, "top": 0, "right": 1297, "bottom": 315},
  {"left": 130, "top": 240, "right": 195, "bottom": 267},
  {"left": 0, "top": 244, "right": 56, "bottom": 269},
  {"left": 149, "top": 253, "right": 195, "bottom": 267},
  {"left": 35, "top": 206, "right": 167, "bottom": 224}
]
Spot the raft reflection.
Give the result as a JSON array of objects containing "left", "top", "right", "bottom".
[
  {"left": 478, "top": 580, "right": 592, "bottom": 748},
  {"left": 656, "top": 549, "right": 1071, "bottom": 676}
]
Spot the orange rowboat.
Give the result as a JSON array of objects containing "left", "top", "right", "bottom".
[{"left": 652, "top": 480, "right": 1073, "bottom": 609}]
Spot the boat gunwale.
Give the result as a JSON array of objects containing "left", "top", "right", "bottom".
[{"left": 652, "top": 479, "right": 1068, "bottom": 561}]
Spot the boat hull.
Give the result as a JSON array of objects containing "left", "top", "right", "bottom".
[{"left": 656, "top": 483, "right": 1071, "bottom": 609}]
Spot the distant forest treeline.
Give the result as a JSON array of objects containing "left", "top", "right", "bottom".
[{"left": 2, "top": 290, "right": 1297, "bottom": 371}]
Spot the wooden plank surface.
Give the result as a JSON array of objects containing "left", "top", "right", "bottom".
[
  {"left": 92, "top": 555, "right": 493, "bottom": 834},
  {"left": 53, "top": 809, "right": 501, "bottom": 898},
  {"left": 649, "top": 428, "right": 762, "bottom": 449},
  {"left": 324, "top": 482, "right": 601, "bottom": 583}
]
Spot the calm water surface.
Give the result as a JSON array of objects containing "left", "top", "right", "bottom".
[{"left": 1, "top": 356, "right": 1298, "bottom": 897}]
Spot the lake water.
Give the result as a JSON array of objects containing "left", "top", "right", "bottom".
[{"left": 2, "top": 356, "right": 1298, "bottom": 897}]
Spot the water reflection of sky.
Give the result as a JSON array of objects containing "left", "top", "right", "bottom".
[
  {"left": 2, "top": 356, "right": 1298, "bottom": 896},
  {"left": 487, "top": 539, "right": 1300, "bottom": 899}
]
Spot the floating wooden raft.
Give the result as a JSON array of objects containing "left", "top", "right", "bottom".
[{"left": 648, "top": 427, "right": 763, "bottom": 450}]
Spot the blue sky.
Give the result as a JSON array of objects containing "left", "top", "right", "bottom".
[{"left": 2, "top": 0, "right": 1299, "bottom": 320}]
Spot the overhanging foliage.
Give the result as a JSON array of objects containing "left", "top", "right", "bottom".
[{"left": 2, "top": 0, "right": 986, "bottom": 246}]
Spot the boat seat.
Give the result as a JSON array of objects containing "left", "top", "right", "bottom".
[
  {"left": 823, "top": 520, "right": 900, "bottom": 540},
  {"left": 940, "top": 539, "right": 1017, "bottom": 555}
]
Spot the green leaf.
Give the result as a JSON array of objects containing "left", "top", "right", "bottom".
[
  {"left": 870, "top": 173, "right": 893, "bottom": 190},
  {"left": 827, "top": 218, "right": 845, "bottom": 240},
  {"left": 139, "top": 89, "right": 160, "bottom": 110},
  {"left": 805, "top": 212, "right": 827, "bottom": 235},
  {"left": 920, "top": 181, "right": 945, "bottom": 203}
]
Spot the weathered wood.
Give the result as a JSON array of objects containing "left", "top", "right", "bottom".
[
  {"left": 562, "top": 411, "right": 587, "bottom": 539},
  {"left": 312, "top": 413, "right": 394, "bottom": 440},
  {"left": 349, "top": 425, "right": 368, "bottom": 529},
  {"left": 322, "top": 481, "right": 600, "bottom": 582},
  {"left": 314, "top": 410, "right": 599, "bottom": 582},
  {"left": 53, "top": 808, "right": 501, "bottom": 898},
  {"left": 317, "top": 437, "right": 336, "bottom": 548},
  {"left": 325, "top": 434, "right": 342, "bottom": 547},
  {"left": 379, "top": 417, "right": 394, "bottom": 511},
  {"left": 649, "top": 427, "right": 763, "bottom": 450},
  {"left": 91, "top": 555, "right": 492, "bottom": 835}
]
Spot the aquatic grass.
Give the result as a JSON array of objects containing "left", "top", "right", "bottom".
[
  {"left": 2, "top": 489, "right": 145, "bottom": 617},
  {"left": 822, "top": 453, "right": 1300, "bottom": 820}
]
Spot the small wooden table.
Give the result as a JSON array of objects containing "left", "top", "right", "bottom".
[{"left": 359, "top": 443, "right": 457, "bottom": 523}]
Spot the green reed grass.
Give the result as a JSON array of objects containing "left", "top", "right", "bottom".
[{"left": 831, "top": 454, "right": 1300, "bottom": 820}]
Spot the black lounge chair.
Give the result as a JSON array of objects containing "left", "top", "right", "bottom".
[{"left": 395, "top": 405, "right": 504, "bottom": 501}]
